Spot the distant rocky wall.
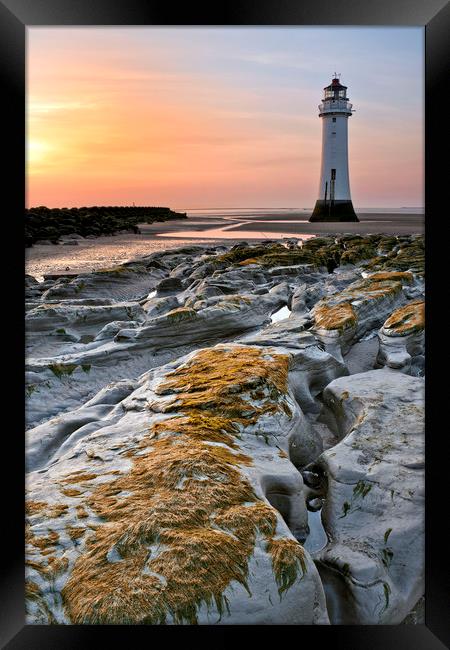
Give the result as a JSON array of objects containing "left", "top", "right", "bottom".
[{"left": 25, "top": 206, "right": 187, "bottom": 247}]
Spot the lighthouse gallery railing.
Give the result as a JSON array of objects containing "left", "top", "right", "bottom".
[{"left": 318, "top": 100, "right": 353, "bottom": 114}]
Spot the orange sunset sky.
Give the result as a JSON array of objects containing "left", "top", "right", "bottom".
[{"left": 27, "top": 27, "right": 424, "bottom": 209}]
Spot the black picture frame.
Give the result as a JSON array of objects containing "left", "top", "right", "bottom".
[{"left": 2, "top": 0, "right": 448, "bottom": 647}]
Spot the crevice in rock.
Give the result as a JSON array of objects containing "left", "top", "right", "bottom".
[
  {"left": 261, "top": 475, "right": 309, "bottom": 544},
  {"left": 303, "top": 508, "right": 328, "bottom": 555},
  {"left": 266, "top": 490, "right": 298, "bottom": 533},
  {"left": 314, "top": 562, "right": 352, "bottom": 625}
]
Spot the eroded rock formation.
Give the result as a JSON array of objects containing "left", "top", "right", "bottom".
[
  {"left": 26, "top": 345, "right": 329, "bottom": 624},
  {"left": 313, "top": 370, "right": 424, "bottom": 624},
  {"left": 25, "top": 234, "right": 425, "bottom": 625},
  {"left": 375, "top": 300, "right": 425, "bottom": 375}
]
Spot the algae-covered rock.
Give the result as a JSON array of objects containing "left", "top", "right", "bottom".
[
  {"left": 363, "top": 238, "right": 424, "bottom": 275},
  {"left": 238, "top": 328, "right": 348, "bottom": 415},
  {"left": 25, "top": 235, "right": 425, "bottom": 625},
  {"left": 26, "top": 345, "right": 329, "bottom": 625},
  {"left": 310, "top": 272, "right": 417, "bottom": 359},
  {"left": 375, "top": 300, "right": 425, "bottom": 374}
]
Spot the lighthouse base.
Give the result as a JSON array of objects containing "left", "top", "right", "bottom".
[{"left": 309, "top": 200, "right": 359, "bottom": 222}]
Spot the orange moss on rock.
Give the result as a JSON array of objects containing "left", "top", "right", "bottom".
[
  {"left": 62, "top": 435, "right": 259, "bottom": 624},
  {"left": 59, "top": 346, "right": 305, "bottom": 625},
  {"left": 26, "top": 580, "right": 41, "bottom": 600},
  {"left": 46, "top": 556, "right": 70, "bottom": 576},
  {"left": 26, "top": 500, "right": 48, "bottom": 516},
  {"left": 25, "top": 578, "right": 58, "bottom": 623},
  {"left": 29, "top": 530, "right": 60, "bottom": 550},
  {"left": 313, "top": 303, "right": 357, "bottom": 332},
  {"left": 268, "top": 538, "right": 307, "bottom": 596},
  {"left": 383, "top": 300, "right": 425, "bottom": 335},
  {"left": 237, "top": 258, "right": 259, "bottom": 266},
  {"left": 151, "top": 413, "right": 240, "bottom": 448},
  {"left": 213, "top": 244, "right": 286, "bottom": 266},
  {"left": 213, "top": 502, "right": 277, "bottom": 540},
  {"left": 367, "top": 271, "right": 413, "bottom": 283},
  {"left": 156, "top": 346, "right": 290, "bottom": 414},
  {"left": 47, "top": 504, "right": 69, "bottom": 518},
  {"left": 61, "top": 488, "right": 84, "bottom": 498},
  {"left": 215, "top": 295, "right": 252, "bottom": 310},
  {"left": 348, "top": 278, "right": 403, "bottom": 300},
  {"left": 312, "top": 273, "right": 411, "bottom": 333},
  {"left": 165, "top": 307, "right": 198, "bottom": 323},
  {"left": 62, "top": 472, "right": 98, "bottom": 484},
  {"left": 363, "top": 238, "right": 424, "bottom": 275},
  {"left": 76, "top": 505, "right": 89, "bottom": 519},
  {"left": 67, "top": 526, "right": 86, "bottom": 541}
]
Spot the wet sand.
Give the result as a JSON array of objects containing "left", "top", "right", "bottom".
[
  {"left": 25, "top": 231, "right": 216, "bottom": 279},
  {"left": 26, "top": 211, "right": 424, "bottom": 278}
]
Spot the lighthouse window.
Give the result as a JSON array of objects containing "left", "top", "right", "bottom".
[{"left": 332, "top": 117, "right": 336, "bottom": 122}]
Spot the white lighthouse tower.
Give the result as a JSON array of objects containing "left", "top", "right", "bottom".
[{"left": 310, "top": 75, "right": 359, "bottom": 222}]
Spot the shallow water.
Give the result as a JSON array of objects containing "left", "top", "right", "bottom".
[
  {"left": 303, "top": 509, "right": 328, "bottom": 555},
  {"left": 181, "top": 207, "right": 424, "bottom": 216},
  {"left": 25, "top": 234, "right": 216, "bottom": 278},
  {"left": 157, "top": 226, "right": 315, "bottom": 240}
]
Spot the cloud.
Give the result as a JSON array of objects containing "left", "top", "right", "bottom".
[
  {"left": 28, "top": 100, "right": 98, "bottom": 115},
  {"left": 235, "top": 52, "right": 316, "bottom": 70}
]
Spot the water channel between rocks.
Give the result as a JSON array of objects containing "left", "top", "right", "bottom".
[{"left": 304, "top": 509, "right": 328, "bottom": 554}]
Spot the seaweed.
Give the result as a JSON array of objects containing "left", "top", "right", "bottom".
[{"left": 48, "top": 363, "right": 78, "bottom": 379}]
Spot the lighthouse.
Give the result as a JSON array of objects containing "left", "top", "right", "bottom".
[{"left": 309, "top": 75, "right": 359, "bottom": 222}]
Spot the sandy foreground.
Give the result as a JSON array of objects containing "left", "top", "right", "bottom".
[
  {"left": 25, "top": 234, "right": 216, "bottom": 279},
  {"left": 25, "top": 211, "right": 424, "bottom": 278}
]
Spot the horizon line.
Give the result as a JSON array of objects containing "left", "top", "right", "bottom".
[{"left": 26, "top": 205, "right": 425, "bottom": 211}]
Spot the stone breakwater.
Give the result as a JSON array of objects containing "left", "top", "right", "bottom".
[
  {"left": 25, "top": 206, "right": 187, "bottom": 247},
  {"left": 25, "top": 234, "right": 425, "bottom": 625}
]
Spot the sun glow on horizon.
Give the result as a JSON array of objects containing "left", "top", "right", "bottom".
[
  {"left": 27, "top": 139, "right": 55, "bottom": 168},
  {"left": 27, "top": 27, "right": 424, "bottom": 209}
]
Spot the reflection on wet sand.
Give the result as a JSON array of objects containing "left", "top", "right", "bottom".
[{"left": 156, "top": 219, "right": 315, "bottom": 240}]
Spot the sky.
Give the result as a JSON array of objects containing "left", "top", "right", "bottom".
[{"left": 27, "top": 27, "right": 424, "bottom": 209}]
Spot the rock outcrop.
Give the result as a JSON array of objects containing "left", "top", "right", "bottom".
[
  {"left": 310, "top": 271, "right": 418, "bottom": 361},
  {"left": 312, "top": 370, "right": 424, "bottom": 624},
  {"left": 25, "top": 234, "right": 425, "bottom": 625},
  {"left": 375, "top": 300, "right": 425, "bottom": 375},
  {"left": 26, "top": 344, "right": 329, "bottom": 625}
]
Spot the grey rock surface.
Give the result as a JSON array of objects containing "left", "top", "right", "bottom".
[
  {"left": 25, "top": 236, "right": 425, "bottom": 625},
  {"left": 26, "top": 343, "right": 330, "bottom": 624},
  {"left": 314, "top": 369, "right": 424, "bottom": 624}
]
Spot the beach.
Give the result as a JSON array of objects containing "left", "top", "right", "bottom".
[
  {"left": 25, "top": 232, "right": 425, "bottom": 625},
  {"left": 26, "top": 210, "right": 424, "bottom": 279}
]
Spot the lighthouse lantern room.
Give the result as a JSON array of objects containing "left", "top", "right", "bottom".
[{"left": 309, "top": 75, "right": 359, "bottom": 222}]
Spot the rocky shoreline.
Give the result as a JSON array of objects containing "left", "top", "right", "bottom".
[{"left": 25, "top": 233, "right": 424, "bottom": 624}]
